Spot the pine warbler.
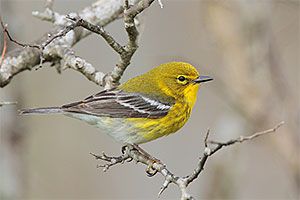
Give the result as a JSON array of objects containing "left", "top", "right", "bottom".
[{"left": 20, "top": 62, "right": 212, "bottom": 144}]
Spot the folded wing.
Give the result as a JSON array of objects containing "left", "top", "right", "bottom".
[{"left": 61, "top": 89, "right": 172, "bottom": 119}]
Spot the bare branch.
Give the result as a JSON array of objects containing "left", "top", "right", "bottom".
[
  {"left": 61, "top": 0, "right": 157, "bottom": 89},
  {"left": 125, "top": 0, "right": 155, "bottom": 18},
  {"left": 93, "top": 122, "right": 284, "bottom": 200},
  {"left": 0, "top": 0, "right": 157, "bottom": 89},
  {"left": 43, "top": 0, "right": 156, "bottom": 88},
  {"left": 104, "top": 0, "right": 156, "bottom": 88},
  {"left": 207, "top": 121, "right": 285, "bottom": 154},
  {"left": 61, "top": 48, "right": 106, "bottom": 85},
  {"left": 0, "top": 0, "right": 143, "bottom": 88},
  {"left": 185, "top": 121, "right": 285, "bottom": 186}
]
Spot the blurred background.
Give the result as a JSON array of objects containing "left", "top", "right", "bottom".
[{"left": 0, "top": 0, "right": 299, "bottom": 199}]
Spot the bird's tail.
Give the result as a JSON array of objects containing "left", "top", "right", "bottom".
[{"left": 19, "top": 106, "right": 63, "bottom": 115}]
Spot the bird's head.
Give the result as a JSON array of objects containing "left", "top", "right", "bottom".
[
  {"left": 120, "top": 62, "right": 212, "bottom": 107},
  {"left": 151, "top": 62, "right": 213, "bottom": 105}
]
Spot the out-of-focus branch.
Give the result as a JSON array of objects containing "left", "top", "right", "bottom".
[
  {"left": 0, "top": 101, "right": 17, "bottom": 107},
  {"left": 0, "top": 23, "right": 7, "bottom": 66},
  {"left": 32, "top": 0, "right": 58, "bottom": 24},
  {"left": 92, "top": 122, "right": 284, "bottom": 200}
]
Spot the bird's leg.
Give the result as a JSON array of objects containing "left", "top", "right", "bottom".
[
  {"left": 131, "top": 144, "right": 160, "bottom": 161},
  {"left": 131, "top": 144, "right": 163, "bottom": 177}
]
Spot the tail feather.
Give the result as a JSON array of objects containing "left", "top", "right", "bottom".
[{"left": 19, "top": 106, "right": 63, "bottom": 115}]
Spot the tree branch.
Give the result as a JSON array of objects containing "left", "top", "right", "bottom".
[
  {"left": 60, "top": 48, "right": 106, "bottom": 84},
  {"left": 0, "top": 0, "right": 151, "bottom": 88},
  {"left": 56, "top": 0, "right": 157, "bottom": 88},
  {"left": 105, "top": 0, "right": 156, "bottom": 88},
  {"left": 32, "top": 0, "right": 57, "bottom": 23},
  {"left": 92, "top": 121, "right": 284, "bottom": 200}
]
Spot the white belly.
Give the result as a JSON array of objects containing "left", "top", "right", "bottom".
[{"left": 65, "top": 113, "right": 146, "bottom": 144}]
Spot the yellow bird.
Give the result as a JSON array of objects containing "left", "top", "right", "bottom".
[{"left": 20, "top": 62, "right": 213, "bottom": 144}]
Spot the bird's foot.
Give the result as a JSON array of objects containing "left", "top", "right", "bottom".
[
  {"left": 145, "top": 160, "right": 161, "bottom": 177},
  {"left": 129, "top": 144, "right": 163, "bottom": 177}
]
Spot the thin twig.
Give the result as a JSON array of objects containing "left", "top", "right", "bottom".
[
  {"left": 204, "top": 128, "right": 210, "bottom": 147},
  {"left": 66, "top": 16, "right": 125, "bottom": 55},
  {"left": 185, "top": 121, "right": 285, "bottom": 186},
  {"left": 0, "top": 19, "right": 40, "bottom": 49},
  {"left": 0, "top": 18, "right": 45, "bottom": 69},
  {"left": 208, "top": 121, "right": 285, "bottom": 153},
  {"left": 40, "top": 19, "right": 78, "bottom": 49}
]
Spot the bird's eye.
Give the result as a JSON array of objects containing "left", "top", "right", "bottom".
[{"left": 177, "top": 76, "right": 186, "bottom": 82}]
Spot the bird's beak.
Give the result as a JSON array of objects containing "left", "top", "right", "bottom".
[{"left": 193, "top": 75, "right": 213, "bottom": 84}]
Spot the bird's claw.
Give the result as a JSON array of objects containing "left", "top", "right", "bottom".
[{"left": 146, "top": 161, "right": 159, "bottom": 177}]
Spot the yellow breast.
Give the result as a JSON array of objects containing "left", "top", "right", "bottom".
[{"left": 126, "top": 101, "right": 192, "bottom": 143}]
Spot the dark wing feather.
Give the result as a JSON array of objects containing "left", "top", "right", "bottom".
[{"left": 61, "top": 89, "right": 172, "bottom": 119}]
